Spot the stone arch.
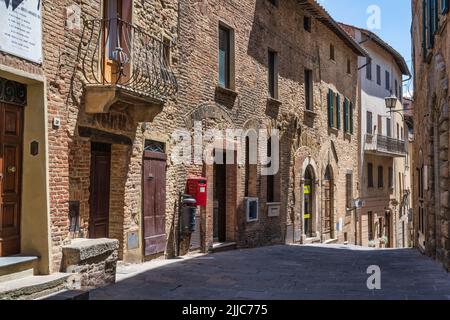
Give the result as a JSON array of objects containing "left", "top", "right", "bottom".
[{"left": 184, "top": 102, "right": 234, "bottom": 130}]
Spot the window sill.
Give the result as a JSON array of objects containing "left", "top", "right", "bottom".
[
  {"left": 267, "top": 97, "right": 282, "bottom": 106},
  {"left": 344, "top": 132, "right": 353, "bottom": 139},
  {"left": 328, "top": 127, "right": 340, "bottom": 135},
  {"left": 216, "top": 85, "right": 238, "bottom": 97},
  {"left": 304, "top": 109, "right": 318, "bottom": 117}
]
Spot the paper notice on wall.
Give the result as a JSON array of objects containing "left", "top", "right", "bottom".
[{"left": 0, "top": 0, "right": 43, "bottom": 63}]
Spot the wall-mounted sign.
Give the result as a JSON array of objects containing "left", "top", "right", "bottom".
[
  {"left": 304, "top": 185, "right": 311, "bottom": 195},
  {"left": 0, "top": 0, "right": 43, "bottom": 64}
]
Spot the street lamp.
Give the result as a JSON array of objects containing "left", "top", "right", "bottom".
[
  {"left": 384, "top": 93, "right": 406, "bottom": 121},
  {"left": 385, "top": 93, "right": 398, "bottom": 111}
]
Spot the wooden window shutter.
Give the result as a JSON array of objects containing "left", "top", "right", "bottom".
[
  {"left": 423, "top": 0, "right": 428, "bottom": 59},
  {"left": 442, "top": 0, "right": 449, "bottom": 13},
  {"left": 433, "top": 0, "right": 439, "bottom": 32},
  {"left": 328, "top": 89, "right": 334, "bottom": 128},
  {"left": 350, "top": 101, "right": 354, "bottom": 134},
  {"left": 344, "top": 98, "right": 349, "bottom": 133},
  {"left": 336, "top": 94, "right": 341, "bottom": 130},
  {"left": 428, "top": 0, "right": 435, "bottom": 48}
]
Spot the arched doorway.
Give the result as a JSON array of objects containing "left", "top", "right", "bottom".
[
  {"left": 304, "top": 165, "right": 316, "bottom": 238},
  {"left": 323, "top": 166, "right": 334, "bottom": 240}
]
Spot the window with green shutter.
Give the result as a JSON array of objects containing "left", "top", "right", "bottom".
[
  {"left": 336, "top": 94, "right": 341, "bottom": 130},
  {"left": 350, "top": 101, "right": 354, "bottom": 134},
  {"left": 433, "top": 0, "right": 439, "bottom": 33},
  {"left": 422, "top": 0, "right": 428, "bottom": 59},
  {"left": 443, "top": 0, "right": 449, "bottom": 14},
  {"left": 428, "top": 0, "right": 435, "bottom": 48},
  {"left": 328, "top": 89, "right": 334, "bottom": 128},
  {"left": 344, "top": 98, "right": 349, "bottom": 133}
]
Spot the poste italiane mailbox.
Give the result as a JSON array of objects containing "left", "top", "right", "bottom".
[{"left": 186, "top": 178, "right": 207, "bottom": 207}]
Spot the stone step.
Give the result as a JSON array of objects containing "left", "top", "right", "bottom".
[
  {"left": 0, "top": 273, "right": 79, "bottom": 300},
  {"left": 0, "top": 256, "right": 38, "bottom": 283},
  {"left": 211, "top": 242, "right": 237, "bottom": 254}
]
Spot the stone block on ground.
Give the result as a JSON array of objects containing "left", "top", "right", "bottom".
[{"left": 61, "top": 238, "right": 119, "bottom": 289}]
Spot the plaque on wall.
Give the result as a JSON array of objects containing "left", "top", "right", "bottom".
[{"left": 0, "top": 0, "right": 43, "bottom": 64}]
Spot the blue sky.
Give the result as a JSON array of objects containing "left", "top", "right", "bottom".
[{"left": 319, "top": 0, "right": 413, "bottom": 94}]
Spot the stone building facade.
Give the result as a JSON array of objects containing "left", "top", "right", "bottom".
[
  {"left": 177, "top": 0, "right": 365, "bottom": 249},
  {"left": 1, "top": 0, "right": 366, "bottom": 280},
  {"left": 341, "top": 24, "right": 412, "bottom": 249},
  {"left": 412, "top": 0, "right": 450, "bottom": 270}
]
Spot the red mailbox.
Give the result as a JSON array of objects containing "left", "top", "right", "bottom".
[{"left": 186, "top": 178, "right": 208, "bottom": 207}]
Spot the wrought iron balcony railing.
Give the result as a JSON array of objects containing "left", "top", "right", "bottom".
[
  {"left": 79, "top": 17, "right": 177, "bottom": 105},
  {"left": 365, "top": 134, "right": 407, "bottom": 157}
]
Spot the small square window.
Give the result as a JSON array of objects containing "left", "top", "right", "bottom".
[
  {"left": 330, "top": 44, "right": 335, "bottom": 61},
  {"left": 268, "top": 0, "right": 278, "bottom": 7},
  {"left": 376, "top": 65, "right": 381, "bottom": 85},
  {"left": 304, "top": 16, "right": 312, "bottom": 32},
  {"left": 268, "top": 49, "right": 278, "bottom": 99},
  {"left": 304, "top": 69, "right": 313, "bottom": 110}
]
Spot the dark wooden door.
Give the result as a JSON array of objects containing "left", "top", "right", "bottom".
[
  {"left": 323, "top": 180, "right": 333, "bottom": 236},
  {"left": 143, "top": 151, "right": 167, "bottom": 256},
  {"left": 0, "top": 103, "right": 23, "bottom": 257},
  {"left": 213, "top": 160, "right": 226, "bottom": 243},
  {"left": 89, "top": 143, "right": 111, "bottom": 239}
]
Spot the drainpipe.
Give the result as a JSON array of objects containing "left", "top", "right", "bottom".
[{"left": 176, "top": 192, "right": 182, "bottom": 257}]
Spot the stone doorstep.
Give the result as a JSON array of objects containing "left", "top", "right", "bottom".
[
  {"left": 0, "top": 273, "right": 78, "bottom": 300},
  {"left": 211, "top": 242, "right": 237, "bottom": 253},
  {"left": 324, "top": 238, "right": 339, "bottom": 244},
  {"left": 0, "top": 256, "right": 38, "bottom": 268},
  {"left": 0, "top": 256, "right": 39, "bottom": 283},
  {"left": 0, "top": 269, "right": 34, "bottom": 284}
]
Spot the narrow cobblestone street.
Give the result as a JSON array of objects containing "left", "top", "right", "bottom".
[{"left": 90, "top": 245, "right": 450, "bottom": 300}]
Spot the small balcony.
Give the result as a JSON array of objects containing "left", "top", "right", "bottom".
[
  {"left": 364, "top": 134, "right": 407, "bottom": 158},
  {"left": 78, "top": 18, "right": 178, "bottom": 119}
]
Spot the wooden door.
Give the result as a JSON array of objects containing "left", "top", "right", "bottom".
[
  {"left": 323, "top": 180, "right": 333, "bottom": 236},
  {"left": 213, "top": 161, "right": 227, "bottom": 243},
  {"left": 89, "top": 143, "right": 111, "bottom": 239},
  {"left": 143, "top": 151, "right": 167, "bottom": 256},
  {"left": 0, "top": 103, "right": 23, "bottom": 257}
]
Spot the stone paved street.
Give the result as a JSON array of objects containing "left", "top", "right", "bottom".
[{"left": 90, "top": 244, "right": 450, "bottom": 300}]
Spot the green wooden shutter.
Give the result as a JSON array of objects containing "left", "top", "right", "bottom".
[
  {"left": 443, "top": 0, "right": 449, "bottom": 13},
  {"left": 428, "top": 0, "right": 435, "bottom": 48},
  {"left": 434, "top": 0, "right": 439, "bottom": 32},
  {"left": 336, "top": 94, "right": 341, "bottom": 130},
  {"left": 344, "top": 98, "right": 349, "bottom": 133},
  {"left": 328, "top": 89, "right": 334, "bottom": 128},
  {"left": 350, "top": 101, "right": 354, "bottom": 134},
  {"left": 423, "top": 0, "right": 428, "bottom": 60}
]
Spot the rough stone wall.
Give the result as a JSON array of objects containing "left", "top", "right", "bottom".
[
  {"left": 61, "top": 239, "right": 119, "bottom": 289},
  {"left": 177, "top": 0, "right": 361, "bottom": 248},
  {"left": 412, "top": 0, "right": 450, "bottom": 270}
]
